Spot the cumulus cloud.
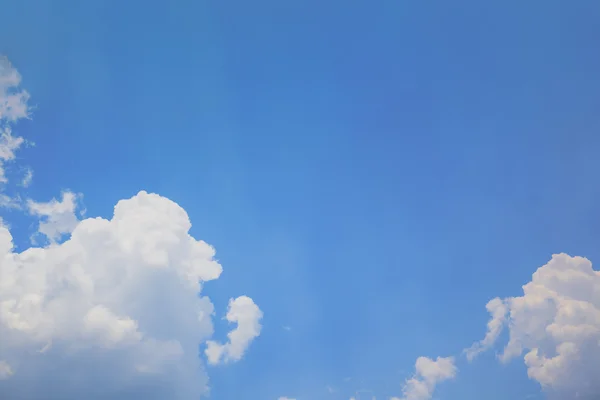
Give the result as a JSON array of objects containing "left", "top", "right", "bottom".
[
  {"left": 468, "top": 253, "right": 600, "bottom": 398},
  {"left": 205, "top": 295, "right": 263, "bottom": 365},
  {"left": 0, "top": 54, "right": 262, "bottom": 399},
  {"left": 27, "top": 191, "right": 81, "bottom": 243},
  {"left": 0, "top": 190, "right": 264, "bottom": 399},
  {"left": 392, "top": 356, "right": 457, "bottom": 400}
]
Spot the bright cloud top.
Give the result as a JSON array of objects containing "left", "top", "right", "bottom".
[
  {"left": 0, "top": 56, "right": 262, "bottom": 399},
  {"left": 392, "top": 356, "right": 457, "bottom": 400},
  {"left": 469, "top": 253, "right": 600, "bottom": 398}
]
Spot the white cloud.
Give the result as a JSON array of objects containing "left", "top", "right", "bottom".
[
  {"left": 20, "top": 167, "right": 32, "bottom": 188},
  {"left": 464, "top": 297, "right": 508, "bottom": 361},
  {"left": 0, "top": 193, "right": 22, "bottom": 210},
  {"left": 279, "top": 397, "right": 296, "bottom": 400},
  {"left": 0, "top": 54, "right": 270, "bottom": 400},
  {"left": 26, "top": 191, "right": 81, "bottom": 243},
  {"left": 0, "top": 56, "right": 262, "bottom": 398},
  {"left": 0, "top": 128, "right": 25, "bottom": 184},
  {"left": 205, "top": 295, "right": 263, "bottom": 365},
  {"left": 468, "top": 253, "right": 600, "bottom": 398},
  {"left": 392, "top": 356, "right": 457, "bottom": 400},
  {"left": 0, "top": 57, "right": 30, "bottom": 187},
  {"left": 0, "top": 56, "right": 30, "bottom": 123},
  {"left": 0, "top": 190, "right": 261, "bottom": 399}
]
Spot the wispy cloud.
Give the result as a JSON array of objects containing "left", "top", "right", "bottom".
[{"left": 20, "top": 167, "right": 32, "bottom": 187}]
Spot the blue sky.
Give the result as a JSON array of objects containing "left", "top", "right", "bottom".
[{"left": 1, "top": 1, "right": 600, "bottom": 399}]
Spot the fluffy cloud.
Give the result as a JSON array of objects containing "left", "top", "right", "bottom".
[
  {"left": 205, "top": 295, "right": 263, "bottom": 365},
  {"left": 392, "top": 356, "right": 457, "bottom": 400},
  {"left": 0, "top": 190, "right": 263, "bottom": 398},
  {"left": 469, "top": 253, "right": 600, "bottom": 398},
  {"left": 0, "top": 55, "right": 262, "bottom": 399},
  {"left": 0, "top": 53, "right": 269, "bottom": 400}
]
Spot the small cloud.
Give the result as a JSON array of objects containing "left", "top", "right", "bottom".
[
  {"left": 0, "top": 128, "right": 25, "bottom": 184},
  {"left": 0, "top": 56, "right": 31, "bottom": 122},
  {"left": 0, "top": 56, "right": 31, "bottom": 186},
  {"left": 205, "top": 296, "right": 263, "bottom": 365},
  {"left": 26, "top": 191, "right": 81, "bottom": 243},
  {"left": 0, "top": 193, "right": 22, "bottom": 210},
  {"left": 283, "top": 325, "right": 292, "bottom": 331},
  {"left": 392, "top": 356, "right": 457, "bottom": 400},
  {"left": 20, "top": 167, "right": 32, "bottom": 187},
  {"left": 464, "top": 297, "right": 508, "bottom": 361}
]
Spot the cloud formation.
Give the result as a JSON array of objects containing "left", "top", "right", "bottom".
[
  {"left": 20, "top": 167, "right": 32, "bottom": 188},
  {"left": 27, "top": 191, "right": 81, "bottom": 243},
  {"left": 464, "top": 297, "right": 508, "bottom": 361},
  {"left": 0, "top": 56, "right": 262, "bottom": 399},
  {"left": 0, "top": 56, "right": 30, "bottom": 186},
  {"left": 0, "top": 56, "right": 30, "bottom": 123},
  {"left": 0, "top": 191, "right": 228, "bottom": 398},
  {"left": 392, "top": 356, "right": 457, "bottom": 400},
  {"left": 469, "top": 253, "right": 600, "bottom": 398},
  {"left": 205, "top": 295, "right": 263, "bottom": 365}
]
